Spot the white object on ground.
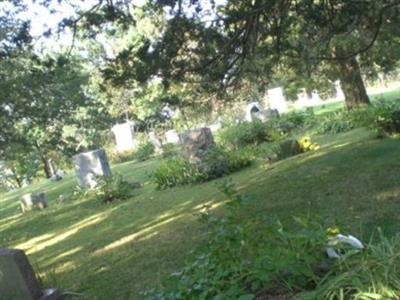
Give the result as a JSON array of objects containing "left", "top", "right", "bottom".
[{"left": 326, "top": 234, "right": 364, "bottom": 259}]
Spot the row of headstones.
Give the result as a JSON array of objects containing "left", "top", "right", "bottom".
[{"left": 74, "top": 128, "right": 216, "bottom": 189}]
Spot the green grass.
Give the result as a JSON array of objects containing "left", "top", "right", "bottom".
[
  {"left": 311, "top": 87, "right": 400, "bottom": 115},
  {"left": 1, "top": 128, "right": 399, "bottom": 299}
]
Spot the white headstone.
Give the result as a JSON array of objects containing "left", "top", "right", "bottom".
[
  {"left": 267, "top": 87, "right": 288, "bottom": 114},
  {"left": 111, "top": 121, "right": 137, "bottom": 153},
  {"left": 245, "top": 102, "right": 264, "bottom": 122},
  {"left": 165, "top": 129, "right": 180, "bottom": 144}
]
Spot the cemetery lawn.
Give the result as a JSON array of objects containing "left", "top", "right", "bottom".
[{"left": 1, "top": 128, "right": 399, "bottom": 299}]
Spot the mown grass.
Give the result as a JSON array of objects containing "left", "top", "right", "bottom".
[
  {"left": 1, "top": 128, "right": 399, "bottom": 299},
  {"left": 1, "top": 88, "right": 400, "bottom": 299}
]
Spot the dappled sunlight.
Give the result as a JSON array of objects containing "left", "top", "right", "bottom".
[
  {"left": 14, "top": 233, "right": 55, "bottom": 253},
  {"left": 192, "top": 200, "right": 226, "bottom": 212},
  {"left": 93, "top": 215, "right": 181, "bottom": 255},
  {"left": 0, "top": 213, "right": 22, "bottom": 231},
  {"left": 45, "top": 246, "right": 82, "bottom": 266},
  {"left": 14, "top": 212, "right": 108, "bottom": 254},
  {"left": 375, "top": 188, "right": 400, "bottom": 202}
]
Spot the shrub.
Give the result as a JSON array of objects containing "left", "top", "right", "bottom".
[
  {"left": 218, "top": 121, "right": 281, "bottom": 150},
  {"left": 315, "top": 111, "right": 355, "bottom": 135},
  {"left": 72, "top": 174, "right": 138, "bottom": 203},
  {"left": 153, "top": 158, "right": 200, "bottom": 189},
  {"left": 271, "top": 110, "right": 317, "bottom": 134},
  {"left": 109, "top": 150, "right": 136, "bottom": 164},
  {"left": 132, "top": 142, "right": 155, "bottom": 161},
  {"left": 161, "top": 143, "right": 181, "bottom": 158},
  {"left": 153, "top": 147, "right": 253, "bottom": 189}
]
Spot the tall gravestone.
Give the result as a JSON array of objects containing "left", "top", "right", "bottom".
[
  {"left": 111, "top": 121, "right": 137, "bottom": 153},
  {"left": 73, "top": 148, "right": 112, "bottom": 188},
  {"left": 179, "top": 128, "right": 215, "bottom": 163},
  {"left": 0, "top": 248, "right": 60, "bottom": 300},
  {"left": 267, "top": 87, "right": 288, "bottom": 114}
]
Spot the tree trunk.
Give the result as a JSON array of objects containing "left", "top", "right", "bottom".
[
  {"left": 335, "top": 57, "right": 370, "bottom": 109},
  {"left": 41, "top": 157, "right": 53, "bottom": 178},
  {"left": 10, "top": 167, "right": 22, "bottom": 188}
]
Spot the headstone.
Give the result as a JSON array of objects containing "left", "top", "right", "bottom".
[
  {"left": 111, "top": 121, "right": 138, "bottom": 153},
  {"left": 20, "top": 193, "right": 48, "bottom": 213},
  {"left": 245, "top": 102, "right": 265, "bottom": 122},
  {"left": 0, "top": 248, "right": 60, "bottom": 300},
  {"left": 73, "top": 148, "right": 112, "bottom": 189},
  {"left": 267, "top": 87, "right": 288, "bottom": 114},
  {"left": 311, "top": 90, "right": 321, "bottom": 103},
  {"left": 165, "top": 129, "right": 180, "bottom": 144},
  {"left": 179, "top": 127, "right": 215, "bottom": 163},
  {"left": 148, "top": 131, "right": 163, "bottom": 153}
]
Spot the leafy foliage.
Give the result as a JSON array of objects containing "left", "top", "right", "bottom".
[
  {"left": 147, "top": 181, "right": 328, "bottom": 299},
  {"left": 132, "top": 142, "right": 155, "bottom": 162},
  {"left": 153, "top": 148, "right": 253, "bottom": 189},
  {"left": 300, "top": 230, "right": 400, "bottom": 300},
  {"left": 315, "top": 111, "right": 356, "bottom": 135},
  {"left": 218, "top": 121, "right": 282, "bottom": 150},
  {"left": 72, "top": 174, "right": 138, "bottom": 203}
]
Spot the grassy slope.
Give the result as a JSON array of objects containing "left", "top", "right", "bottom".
[
  {"left": 1, "top": 129, "right": 399, "bottom": 299},
  {"left": 1, "top": 87, "right": 400, "bottom": 299}
]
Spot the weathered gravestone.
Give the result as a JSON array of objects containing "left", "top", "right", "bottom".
[
  {"left": 179, "top": 128, "right": 215, "bottom": 163},
  {"left": 0, "top": 248, "right": 60, "bottom": 300},
  {"left": 20, "top": 193, "right": 47, "bottom": 213},
  {"left": 73, "top": 148, "right": 112, "bottom": 189}
]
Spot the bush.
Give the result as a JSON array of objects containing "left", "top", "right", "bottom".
[
  {"left": 132, "top": 142, "right": 155, "bottom": 161},
  {"left": 72, "top": 174, "right": 138, "bottom": 203},
  {"left": 109, "top": 150, "right": 136, "bottom": 164},
  {"left": 153, "top": 147, "right": 253, "bottom": 189},
  {"left": 161, "top": 143, "right": 181, "bottom": 158},
  {"left": 271, "top": 110, "right": 317, "bottom": 134},
  {"left": 153, "top": 158, "right": 200, "bottom": 189},
  {"left": 315, "top": 111, "right": 355, "bottom": 135},
  {"left": 218, "top": 121, "right": 282, "bottom": 149}
]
